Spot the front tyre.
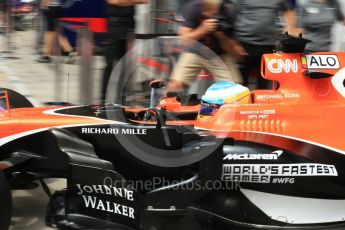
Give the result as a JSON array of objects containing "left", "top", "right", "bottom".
[{"left": 0, "top": 170, "right": 12, "bottom": 230}]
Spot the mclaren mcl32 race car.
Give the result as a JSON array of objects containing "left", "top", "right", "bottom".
[{"left": 2, "top": 35, "right": 345, "bottom": 230}]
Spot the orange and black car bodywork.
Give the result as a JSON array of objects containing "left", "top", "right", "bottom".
[
  {"left": 0, "top": 90, "right": 222, "bottom": 230},
  {"left": 194, "top": 51, "right": 345, "bottom": 228},
  {"left": 2, "top": 49, "right": 345, "bottom": 229}
]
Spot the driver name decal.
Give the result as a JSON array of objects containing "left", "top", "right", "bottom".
[{"left": 303, "top": 55, "right": 340, "bottom": 69}]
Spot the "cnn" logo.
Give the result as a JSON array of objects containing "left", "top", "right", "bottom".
[{"left": 268, "top": 59, "right": 298, "bottom": 74}]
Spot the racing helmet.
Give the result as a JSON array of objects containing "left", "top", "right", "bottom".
[{"left": 198, "top": 82, "right": 250, "bottom": 119}]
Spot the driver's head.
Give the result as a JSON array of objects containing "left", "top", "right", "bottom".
[{"left": 202, "top": 0, "right": 222, "bottom": 18}]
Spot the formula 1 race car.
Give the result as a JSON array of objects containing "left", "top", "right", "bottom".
[{"left": 2, "top": 35, "right": 345, "bottom": 230}]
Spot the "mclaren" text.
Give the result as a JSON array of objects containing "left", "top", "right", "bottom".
[{"left": 223, "top": 150, "right": 283, "bottom": 160}]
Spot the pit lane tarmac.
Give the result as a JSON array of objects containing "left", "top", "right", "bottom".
[{"left": 10, "top": 179, "right": 66, "bottom": 230}]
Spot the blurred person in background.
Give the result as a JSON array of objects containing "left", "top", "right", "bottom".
[
  {"left": 37, "top": 0, "right": 77, "bottom": 63},
  {"left": 295, "top": 0, "right": 345, "bottom": 53},
  {"left": 177, "top": 0, "right": 192, "bottom": 12},
  {"left": 232, "top": 0, "right": 294, "bottom": 89},
  {"left": 168, "top": 0, "right": 246, "bottom": 93},
  {"left": 35, "top": 0, "right": 46, "bottom": 55},
  {"left": 0, "top": 0, "right": 8, "bottom": 30},
  {"left": 101, "top": 0, "right": 148, "bottom": 104}
]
